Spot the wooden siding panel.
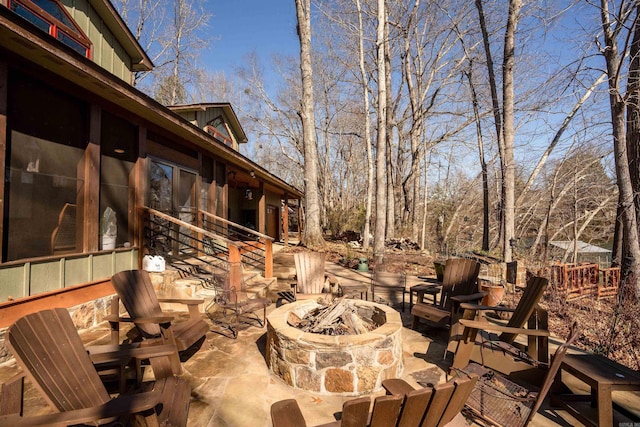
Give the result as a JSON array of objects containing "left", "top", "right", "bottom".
[
  {"left": 0, "top": 266, "right": 28, "bottom": 301},
  {"left": 115, "top": 250, "right": 137, "bottom": 271},
  {"left": 30, "top": 262, "right": 63, "bottom": 293},
  {"left": 64, "top": 256, "right": 90, "bottom": 285},
  {"left": 92, "top": 252, "right": 115, "bottom": 278}
]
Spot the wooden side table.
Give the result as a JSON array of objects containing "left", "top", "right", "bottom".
[
  {"left": 552, "top": 353, "right": 640, "bottom": 427},
  {"left": 409, "top": 283, "right": 441, "bottom": 311}
]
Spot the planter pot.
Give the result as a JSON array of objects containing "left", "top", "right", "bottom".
[{"left": 480, "top": 283, "right": 505, "bottom": 307}]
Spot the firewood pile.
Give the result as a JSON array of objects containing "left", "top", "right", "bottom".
[
  {"left": 385, "top": 238, "right": 420, "bottom": 251},
  {"left": 288, "top": 298, "right": 378, "bottom": 335}
]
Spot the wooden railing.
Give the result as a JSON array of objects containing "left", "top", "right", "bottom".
[
  {"left": 199, "top": 210, "right": 273, "bottom": 279},
  {"left": 549, "top": 263, "right": 619, "bottom": 300}
]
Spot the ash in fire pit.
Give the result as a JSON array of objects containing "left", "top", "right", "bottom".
[{"left": 288, "top": 298, "right": 384, "bottom": 335}]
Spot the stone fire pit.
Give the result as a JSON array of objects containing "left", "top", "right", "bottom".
[{"left": 266, "top": 299, "right": 403, "bottom": 395}]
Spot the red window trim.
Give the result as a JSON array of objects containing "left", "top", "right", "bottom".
[{"left": 8, "top": 0, "right": 92, "bottom": 59}]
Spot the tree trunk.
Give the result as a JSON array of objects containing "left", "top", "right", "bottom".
[
  {"left": 384, "top": 14, "right": 395, "bottom": 241},
  {"left": 374, "top": 0, "right": 387, "bottom": 264},
  {"left": 465, "top": 66, "right": 490, "bottom": 251},
  {"left": 295, "top": 0, "right": 326, "bottom": 249},
  {"left": 501, "top": 0, "right": 521, "bottom": 263},
  {"left": 475, "top": 0, "right": 504, "bottom": 256},
  {"left": 354, "top": 0, "right": 374, "bottom": 250},
  {"left": 601, "top": 0, "right": 640, "bottom": 295}
]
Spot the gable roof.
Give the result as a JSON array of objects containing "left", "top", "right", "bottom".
[
  {"left": 87, "top": 0, "right": 152, "bottom": 71},
  {"left": 168, "top": 103, "right": 248, "bottom": 144}
]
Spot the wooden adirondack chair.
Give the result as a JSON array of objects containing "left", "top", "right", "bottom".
[
  {"left": 0, "top": 308, "right": 191, "bottom": 426},
  {"left": 411, "top": 258, "right": 484, "bottom": 330},
  {"left": 452, "top": 322, "right": 579, "bottom": 427},
  {"left": 109, "top": 269, "right": 210, "bottom": 373},
  {"left": 448, "top": 276, "right": 550, "bottom": 375},
  {"left": 371, "top": 270, "right": 408, "bottom": 312},
  {"left": 291, "top": 252, "right": 339, "bottom": 299},
  {"left": 271, "top": 374, "right": 478, "bottom": 427},
  {"left": 381, "top": 374, "right": 479, "bottom": 427}
]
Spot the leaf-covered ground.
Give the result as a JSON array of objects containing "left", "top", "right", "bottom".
[{"left": 304, "top": 240, "right": 640, "bottom": 370}]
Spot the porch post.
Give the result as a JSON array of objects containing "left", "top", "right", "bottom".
[
  {"left": 80, "top": 104, "right": 101, "bottom": 252},
  {"left": 283, "top": 195, "right": 289, "bottom": 247},
  {"left": 264, "top": 239, "right": 273, "bottom": 279},
  {"left": 133, "top": 127, "right": 147, "bottom": 267},
  {"left": 258, "top": 181, "right": 266, "bottom": 234},
  {"left": 0, "top": 60, "right": 7, "bottom": 262},
  {"left": 228, "top": 244, "right": 242, "bottom": 291}
]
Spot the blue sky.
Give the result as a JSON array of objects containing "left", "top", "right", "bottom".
[{"left": 204, "top": 1, "right": 299, "bottom": 75}]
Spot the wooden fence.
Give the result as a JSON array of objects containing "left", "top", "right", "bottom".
[{"left": 549, "top": 263, "right": 619, "bottom": 301}]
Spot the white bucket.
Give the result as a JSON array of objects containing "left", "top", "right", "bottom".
[{"left": 101, "top": 235, "right": 116, "bottom": 250}]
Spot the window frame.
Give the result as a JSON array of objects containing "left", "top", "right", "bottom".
[{"left": 8, "top": 0, "right": 92, "bottom": 58}]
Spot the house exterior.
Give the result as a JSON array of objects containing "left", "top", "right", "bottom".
[{"left": 0, "top": 0, "right": 302, "bottom": 327}]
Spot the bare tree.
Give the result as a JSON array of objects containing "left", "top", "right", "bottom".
[
  {"left": 599, "top": 0, "right": 640, "bottom": 294},
  {"left": 295, "top": 0, "right": 326, "bottom": 248},
  {"left": 354, "top": 0, "right": 375, "bottom": 250},
  {"left": 374, "top": 0, "right": 388, "bottom": 264}
]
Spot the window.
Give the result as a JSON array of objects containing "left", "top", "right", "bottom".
[
  {"left": 5, "top": 72, "right": 88, "bottom": 261},
  {"left": 204, "top": 116, "right": 233, "bottom": 147},
  {"left": 9, "top": 0, "right": 92, "bottom": 58}
]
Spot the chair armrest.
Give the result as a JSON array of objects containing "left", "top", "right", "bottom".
[
  {"left": 459, "top": 302, "right": 516, "bottom": 312},
  {"left": 157, "top": 297, "right": 204, "bottom": 305},
  {"left": 0, "top": 379, "right": 172, "bottom": 426},
  {"left": 381, "top": 378, "right": 415, "bottom": 395},
  {"left": 458, "top": 319, "right": 550, "bottom": 337},
  {"left": 87, "top": 343, "right": 177, "bottom": 365},
  {"left": 451, "top": 292, "right": 487, "bottom": 303},
  {"left": 105, "top": 315, "right": 175, "bottom": 324}
]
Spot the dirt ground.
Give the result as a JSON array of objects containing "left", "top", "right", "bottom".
[{"left": 280, "top": 239, "right": 640, "bottom": 370}]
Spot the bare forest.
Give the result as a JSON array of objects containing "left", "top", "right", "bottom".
[{"left": 116, "top": 0, "right": 640, "bottom": 369}]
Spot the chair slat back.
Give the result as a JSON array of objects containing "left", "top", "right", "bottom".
[
  {"left": 500, "top": 276, "right": 548, "bottom": 343},
  {"left": 396, "top": 387, "right": 433, "bottom": 427},
  {"left": 339, "top": 396, "right": 371, "bottom": 427},
  {"left": 440, "top": 258, "right": 480, "bottom": 310},
  {"left": 7, "top": 308, "right": 111, "bottom": 412},
  {"left": 294, "top": 252, "right": 327, "bottom": 294},
  {"left": 435, "top": 375, "right": 478, "bottom": 427},
  {"left": 368, "top": 394, "right": 404, "bottom": 427},
  {"left": 112, "top": 269, "right": 163, "bottom": 337}
]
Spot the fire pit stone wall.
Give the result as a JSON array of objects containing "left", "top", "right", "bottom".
[{"left": 266, "top": 299, "right": 403, "bottom": 396}]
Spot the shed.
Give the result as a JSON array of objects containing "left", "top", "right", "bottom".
[{"left": 549, "top": 240, "right": 611, "bottom": 265}]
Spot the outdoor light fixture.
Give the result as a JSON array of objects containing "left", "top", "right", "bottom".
[
  {"left": 250, "top": 170, "right": 256, "bottom": 178},
  {"left": 245, "top": 185, "right": 253, "bottom": 200},
  {"left": 114, "top": 148, "right": 125, "bottom": 154}
]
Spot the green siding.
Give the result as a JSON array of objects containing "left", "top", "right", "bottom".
[
  {"left": 63, "top": 0, "right": 133, "bottom": 81},
  {"left": 0, "top": 249, "right": 138, "bottom": 301}
]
